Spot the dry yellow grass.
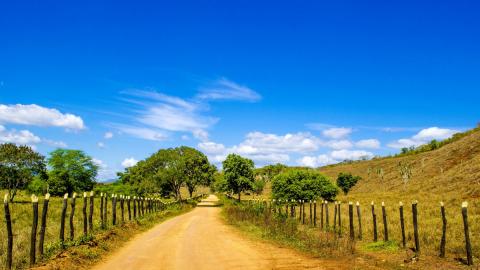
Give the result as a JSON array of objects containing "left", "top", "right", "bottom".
[{"left": 252, "top": 129, "right": 480, "bottom": 262}]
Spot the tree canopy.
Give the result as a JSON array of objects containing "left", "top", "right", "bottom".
[
  {"left": 272, "top": 169, "right": 338, "bottom": 201},
  {"left": 336, "top": 172, "right": 361, "bottom": 195},
  {"left": 47, "top": 149, "right": 98, "bottom": 195},
  {"left": 0, "top": 143, "right": 46, "bottom": 201},
  {"left": 118, "top": 146, "right": 215, "bottom": 200},
  {"left": 222, "top": 154, "right": 255, "bottom": 200}
]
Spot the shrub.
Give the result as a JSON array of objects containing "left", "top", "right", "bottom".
[
  {"left": 336, "top": 172, "right": 361, "bottom": 195},
  {"left": 272, "top": 169, "right": 338, "bottom": 201}
]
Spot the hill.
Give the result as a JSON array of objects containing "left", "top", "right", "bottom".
[{"left": 318, "top": 126, "right": 480, "bottom": 201}]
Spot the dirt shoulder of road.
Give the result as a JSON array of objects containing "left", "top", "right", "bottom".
[{"left": 32, "top": 205, "right": 194, "bottom": 270}]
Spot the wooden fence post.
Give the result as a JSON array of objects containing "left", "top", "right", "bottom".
[
  {"left": 302, "top": 200, "right": 306, "bottom": 224},
  {"left": 309, "top": 201, "right": 313, "bottom": 225},
  {"left": 320, "top": 200, "right": 324, "bottom": 230},
  {"left": 412, "top": 201, "right": 420, "bottom": 255},
  {"left": 141, "top": 197, "right": 145, "bottom": 216},
  {"left": 38, "top": 193, "right": 50, "bottom": 257},
  {"left": 89, "top": 191, "right": 94, "bottom": 232},
  {"left": 333, "top": 201, "right": 338, "bottom": 230},
  {"left": 325, "top": 201, "right": 329, "bottom": 230},
  {"left": 133, "top": 196, "right": 137, "bottom": 218},
  {"left": 112, "top": 194, "right": 117, "bottom": 226},
  {"left": 83, "top": 192, "right": 88, "bottom": 237},
  {"left": 30, "top": 195, "right": 39, "bottom": 267},
  {"left": 399, "top": 202, "right": 406, "bottom": 248},
  {"left": 127, "top": 196, "right": 132, "bottom": 220},
  {"left": 313, "top": 201, "right": 317, "bottom": 227},
  {"left": 4, "top": 194, "right": 13, "bottom": 270},
  {"left": 70, "top": 192, "right": 77, "bottom": 240},
  {"left": 371, "top": 201, "right": 377, "bottom": 242},
  {"left": 356, "top": 201, "right": 362, "bottom": 240},
  {"left": 121, "top": 195, "right": 125, "bottom": 223},
  {"left": 439, "top": 202, "right": 446, "bottom": 258},
  {"left": 382, "top": 202, "right": 388, "bottom": 241},
  {"left": 104, "top": 193, "right": 108, "bottom": 227},
  {"left": 290, "top": 200, "right": 294, "bottom": 217},
  {"left": 100, "top": 193, "right": 104, "bottom": 228},
  {"left": 349, "top": 202, "right": 355, "bottom": 240},
  {"left": 60, "top": 193, "right": 68, "bottom": 244},
  {"left": 462, "top": 202, "right": 473, "bottom": 265},
  {"left": 338, "top": 201, "right": 342, "bottom": 235}
]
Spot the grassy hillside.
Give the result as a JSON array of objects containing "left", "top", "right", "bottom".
[{"left": 319, "top": 127, "right": 480, "bottom": 200}]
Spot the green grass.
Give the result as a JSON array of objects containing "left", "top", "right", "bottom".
[{"left": 362, "top": 241, "right": 399, "bottom": 252}]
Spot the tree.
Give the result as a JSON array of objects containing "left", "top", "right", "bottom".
[
  {"left": 0, "top": 143, "right": 46, "bottom": 202},
  {"left": 252, "top": 178, "right": 266, "bottom": 197},
  {"left": 182, "top": 147, "right": 216, "bottom": 198},
  {"left": 118, "top": 146, "right": 215, "bottom": 200},
  {"left": 336, "top": 172, "right": 361, "bottom": 195},
  {"left": 271, "top": 169, "right": 338, "bottom": 201},
  {"left": 47, "top": 149, "right": 98, "bottom": 195},
  {"left": 254, "top": 163, "right": 287, "bottom": 181},
  {"left": 222, "top": 154, "right": 255, "bottom": 201}
]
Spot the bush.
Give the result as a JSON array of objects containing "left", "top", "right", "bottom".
[
  {"left": 336, "top": 172, "right": 361, "bottom": 195},
  {"left": 26, "top": 176, "right": 49, "bottom": 195},
  {"left": 272, "top": 169, "right": 338, "bottom": 201}
]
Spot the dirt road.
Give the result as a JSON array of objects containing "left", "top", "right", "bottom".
[{"left": 93, "top": 195, "right": 348, "bottom": 270}]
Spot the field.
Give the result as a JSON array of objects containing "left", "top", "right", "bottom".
[
  {"left": 242, "top": 128, "right": 480, "bottom": 264},
  {"left": 0, "top": 187, "right": 206, "bottom": 269}
]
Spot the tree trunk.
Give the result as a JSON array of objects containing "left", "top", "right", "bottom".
[{"left": 238, "top": 192, "right": 241, "bottom": 201}]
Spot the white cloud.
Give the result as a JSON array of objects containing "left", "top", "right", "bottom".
[
  {"left": 104, "top": 132, "right": 113, "bottom": 139},
  {"left": 0, "top": 104, "right": 84, "bottom": 130},
  {"left": 330, "top": 149, "right": 374, "bottom": 160},
  {"left": 121, "top": 157, "right": 138, "bottom": 168},
  {"left": 388, "top": 127, "right": 459, "bottom": 149},
  {"left": 198, "top": 141, "right": 226, "bottom": 155},
  {"left": 324, "top": 139, "right": 353, "bottom": 149},
  {"left": 197, "top": 78, "right": 261, "bottom": 102},
  {"left": 297, "top": 155, "right": 336, "bottom": 168},
  {"left": 412, "top": 127, "right": 458, "bottom": 141},
  {"left": 97, "top": 142, "right": 105, "bottom": 148},
  {"left": 92, "top": 158, "right": 106, "bottom": 168},
  {"left": 234, "top": 132, "right": 319, "bottom": 154},
  {"left": 0, "top": 127, "right": 41, "bottom": 145},
  {"left": 181, "top": 135, "right": 190, "bottom": 140},
  {"left": 117, "top": 126, "right": 168, "bottom": 141},
  {"left": 322, "top": 127, "right": 352, "bottom": 139},
  {"left": 355, "top": 139, "right": 381, "bottom": 149}
]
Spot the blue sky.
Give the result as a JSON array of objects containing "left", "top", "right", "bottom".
[{"left": 1, "top": 1, "right": 479, "bottom": 180}]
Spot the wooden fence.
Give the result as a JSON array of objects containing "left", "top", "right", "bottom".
[
  {"left": 2, "top": 192, "right": 205, "bottom": 269},
  {"left": 243, "top": 198, "right": 476, "bottom": 266}
]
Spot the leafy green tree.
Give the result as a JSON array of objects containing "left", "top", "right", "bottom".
[
  {"left": 182, "top": 147, "right": 216, "bottom": 198},
  {"left": 222, "top": 154, "right": 255, "bottom": 201},
  {"left": 336, "top": 172, "right": 361, "bottom": 195},
  {"left": 252, "top": 178, "right": 266, "bottom": 197},
  {"left": 272, "top": 169, "right": 338, "bottom": 201},
  {"left": 118, "top": 146, "right": 216, "bottom": 200},
  {"left": 0, "top": 143, "right": 46, "bottom": 201},
  {"left": 47, "top": 149, "right": 98, "bottom": 195},
  {"left": 254, "top": 163, "right": 287, "bottom": 181}
]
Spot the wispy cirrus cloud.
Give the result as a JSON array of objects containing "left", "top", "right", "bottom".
[
  {"left": 116, "top": 78, "right": 260, "bottom": 142},
  {"left": 196, "top": 78, "right": 261, "bottom": 102}
]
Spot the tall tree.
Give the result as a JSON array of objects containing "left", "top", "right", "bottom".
[
  {"left": 222, "top": 154, "right": 255, "bottom": 201},
  {"left": 0, "top": 143, "right": 46, "bottom": 202},
  {"left": 47, "top": 149, "right": 98, "bottom": 195},
  {"left": 182, "top": 147, "right": 216, "bottom": 198}
]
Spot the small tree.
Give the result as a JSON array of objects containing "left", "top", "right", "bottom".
[
  {"left": 222, "top": 154, "right": 255, "bottom": 201},
  {"left": 181, "top": 147, "right": 216, "bottom": 198},
  {"left": 271, "top": 169, "right": 339, "bottom": 201},
  {"left": 48, "top": 149, "right": 98, "bottom": 195},
  {"left": 336, "top": 172, "right": 361, "bottom": 195},
  {"left": 252, "top": 178, "right": 266, "bottom": 197},
  {"left": 0, "top": 143, "right": 46, "bottom": 201}
]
